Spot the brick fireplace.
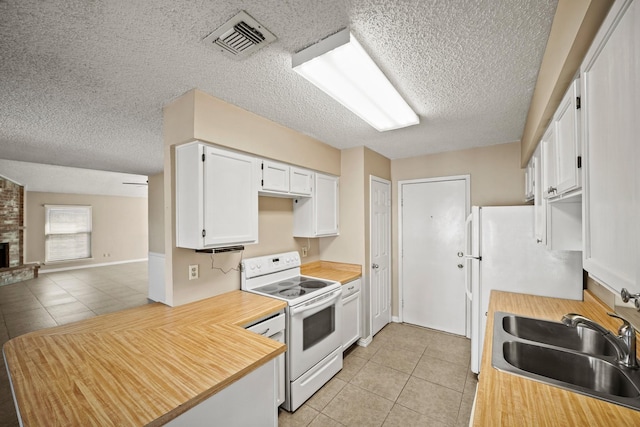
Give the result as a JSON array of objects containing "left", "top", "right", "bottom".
[{"left": 0, "top": 176, "right": 39, "bottom": 285}]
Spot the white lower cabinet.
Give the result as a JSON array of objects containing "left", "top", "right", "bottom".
[
  {"left": 164, "top": 359, "right": 277, "bottom": 427},
  {"left": 342, "top": 278, "right": 361, "bottom": 350},
  {"left": 245, "top": 312, "right": 286, "bottom": 407}
]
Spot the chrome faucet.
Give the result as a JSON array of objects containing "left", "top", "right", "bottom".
[{"left": 561, "top": 312, "right": 638, "bottom": 369}]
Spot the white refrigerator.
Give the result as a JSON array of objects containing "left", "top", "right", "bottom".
[{"left": 466, "top": 206, "right": 583, "bottom": 373}]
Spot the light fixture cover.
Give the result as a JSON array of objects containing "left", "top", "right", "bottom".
[{"left": 292, "top": 29, "right": 419, "bottom": 132}]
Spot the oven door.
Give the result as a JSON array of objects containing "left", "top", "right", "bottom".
[{"left": 288, "top": 288, "right": 342, "bottom": 380}]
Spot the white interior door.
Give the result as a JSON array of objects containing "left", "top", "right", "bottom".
[
  {"left": 370, "top": 177, "right": 391, "bottom": 336},
  {"left": 400, "top": 176, "right": 468, "bottom": 335}
]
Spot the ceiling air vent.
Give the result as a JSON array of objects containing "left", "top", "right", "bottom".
[{"left": 203, "top": 10, "right": 276, "bottom": 59}]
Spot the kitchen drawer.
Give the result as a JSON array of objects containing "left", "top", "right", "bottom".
[{"left": 246, "top": 312, "right": 285, "bottom": 337}]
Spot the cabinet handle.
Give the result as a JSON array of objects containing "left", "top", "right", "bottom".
[
  {"left": 536, "top": 239, "right": 542, "bottom": 243},
  {"left": 547, "top": 186, "right": 557, "bottom": 195}
]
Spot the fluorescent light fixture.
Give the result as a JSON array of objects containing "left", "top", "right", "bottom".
[{"left": 292, "top": 29, "right": 419, "bottom": 132}]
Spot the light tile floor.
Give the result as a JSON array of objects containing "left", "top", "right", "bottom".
[
  {"left": 1, "top": 264, "right": 476, "bottom": 427},
  {"left": 0, "top": 262, "right": 151, "bottom": 427},
  {"left": 279, "top": 322, "right": 477, "bottom": 427}
]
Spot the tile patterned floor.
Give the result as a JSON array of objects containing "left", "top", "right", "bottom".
[
  {"left": 0, "top": 264, "right": 476, "bottom": 426},
  {"left": 0, "top": 262, "right": 150, "bottom": 427},
  {"left": 279, "top": 322, "right": 477, "bottom": 427}
]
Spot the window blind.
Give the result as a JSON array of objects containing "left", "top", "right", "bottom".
[{"left": 45, "top": 205, "right": 92, "bottom": 262}]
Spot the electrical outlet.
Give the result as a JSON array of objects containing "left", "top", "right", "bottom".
[
  {"left": 301, "top": 247, "right": 308, "bottom": 257},
  {"left": 189, "top": 264, "right": 199, "bottom": 280}
]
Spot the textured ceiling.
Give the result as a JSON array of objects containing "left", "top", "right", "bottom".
[
  {"left": 0, "top": 160, "right": 148, "bottom": 198},
  {"left": 0, "top": 0, "right": 558, "bottom": 176}
]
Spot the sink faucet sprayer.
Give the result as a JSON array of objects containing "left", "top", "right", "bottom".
[{"left": 561, "top": 312, "right": 638, "bottom": 369}]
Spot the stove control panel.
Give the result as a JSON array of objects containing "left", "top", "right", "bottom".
[{"left": 242, "top": 251, "right": 301, "bottom": 278}]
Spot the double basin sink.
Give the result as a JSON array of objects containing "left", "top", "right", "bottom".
[{"left": 492, "top": 312, "right": 640, "bottom": 411}]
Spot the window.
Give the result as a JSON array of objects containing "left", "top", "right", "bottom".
[{"left": 45, "top": 205, "right": 92, "bottom": 262}]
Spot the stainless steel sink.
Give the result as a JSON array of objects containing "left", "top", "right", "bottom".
[
  {"left": 502, "top": 313, "right": 618, "bottom": 356},
  {"left": 502, "top": 341, "right": 639, "bottom": 398},
  {"left": 492, "top": 312, "right": 640, "bottom": 411}
]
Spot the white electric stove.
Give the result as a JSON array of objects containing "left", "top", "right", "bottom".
[{"left": 241, "top": 251, "right": 343, "bottom": 412}]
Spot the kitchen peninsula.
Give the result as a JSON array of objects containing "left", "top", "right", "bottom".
[{"left": 2, "top": 291, "right": 286, "bottom": 426}]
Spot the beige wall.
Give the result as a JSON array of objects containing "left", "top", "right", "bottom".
[
  {"left": 319, "top": 147, "right": 365, "bottom": 265},
  {"left": 148, "top": 173, "right": 164, "bottom": 254},
  {"left": 26, "top": 192, "right": 148, "bottom": 271},
  {"left": 163, "top": 89, "right": 339, "bottom": 306},
  {"left": 520, "top": 0, "right": 613, "bottom": 166},
  {"left": 320, "top": 146, "right": 391, "bottom": 340},
  {"left": 390, "top": 141, "right": 525, "bottom": 316}
]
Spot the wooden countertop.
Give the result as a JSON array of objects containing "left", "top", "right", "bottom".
[
  {"left": 3, "top": 290, "right": 286, "bottom": 427},
  {"left": 473, "top": 290, "right": 640, "bottom": 426},
  {"left": 301, "top": 261, "right": 361, "bottom": 284}
]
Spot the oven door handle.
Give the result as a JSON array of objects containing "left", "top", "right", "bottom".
[{"left": 291, "top": 289, "right": 342, "bottom": 316}]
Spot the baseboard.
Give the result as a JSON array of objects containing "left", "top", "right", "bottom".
[
  {"left": 38, "top": 258, "right": 148, "bottom": 273},
  {"left": 392, "top": 316, "right": 401, "bottom": 323},
  {"left": 357, "top": 336, "right": 373, "bottom": 347}
]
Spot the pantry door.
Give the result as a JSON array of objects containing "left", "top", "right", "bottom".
[
  {"left": 400, "top": 176, "right": 469, "bottom": 335},
  {"left": 370, "top": 176, "right": 391, "bottom": 337}
]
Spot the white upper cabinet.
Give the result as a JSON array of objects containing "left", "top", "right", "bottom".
[
  {"left": 554, "top": 79, "right": 582, "bottom": 196},
  {"left": 534, "top": 128, "right": 582, "bottom": 251},
  {"left": 581, "top": 0, "right": 639, "bottom": 294},
  {"left": 532, "top": 147, "right": 547, "bottom": 245},
  {"left": 541, "top": 125, "right": 557, "bottom": 199},
  {"left": 262, "top": 160, "right": 290, "bottom": 193},
  {"left": 176, "top": 142, "right": 258, "bottom": 249},
  {"left": 289, "top": 167, "right": 313, "bottom": 196},
  {"left": 293, "top": 173, "right": 339, "bottom": 237},
  {"left": 260, "top": 160, "right": 313, "bottom": 197},
  {"left": 538, "top": 78, "right": 582, "bottom": 202},
  {"left": 524, "top": 155, "right": 535, "bottom": 202}
]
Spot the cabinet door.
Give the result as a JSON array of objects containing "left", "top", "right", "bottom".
[
  {"left": 203, "top": 146, "right": 258, "bottom": 247},
  {"left": 541, "top": 125, "right": 557, "bottom": 199},
  {"left": 532, "top": 147, "right": 546, "bottom": 245},
  {"left": 524, "top": 156, "right": 535, "bottom": 201},
  {"left": 315, "top": 174, "right": 339, "bottom": 236},
  {"left": 262, "top": 160, "right": 290, "bottom": 193},
  {"left": 342, "top": 279, "right": 361, "bottom": 350},
  {"left": 555, "top": 80, "right": 581, "bottom": 195},
  {"left": 290, "top": 167, "right": 313, "bottom": 196},
  {"left": 581, "top": 0, "right": 639, "bottom": 293}
]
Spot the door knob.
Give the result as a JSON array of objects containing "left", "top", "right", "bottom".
[
  {"left": 457, "top": 252, "right": 464, "bottom": 257},
  {"left": 372, "top": 263, "right": 379, "bottom": 269},
  {"left": 457, "top": 264, "right": 464, "bottom": 269}
]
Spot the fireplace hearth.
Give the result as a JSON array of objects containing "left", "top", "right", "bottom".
[{"left": 0, "top": 243, "right": 8, "bottom": 269}]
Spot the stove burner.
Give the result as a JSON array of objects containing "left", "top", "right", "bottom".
[
  {"left": 278, "top": 281, "right": 295, "bottom": 287},
  {"left": 280, "top": 288, "right": 306, "bottom": 297},
  {"left": 261, "top": 285, "right": 278, "bottom": 292},
  {"left": 300, "top": 280, "right": 328, "bottom": 289}
]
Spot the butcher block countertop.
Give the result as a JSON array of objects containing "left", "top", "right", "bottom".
[
  {"left": 473, "top": 290, "right": 640, "bottom": 426},
  {"left": 2, "top": 290, "right": 286, "bottom": 427},
  {"left": 301, "top": 261, "right": 361, "bottom": 284}
]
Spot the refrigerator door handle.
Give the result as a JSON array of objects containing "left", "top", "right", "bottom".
[{"left": 465, "top": 257, "right": 472, "bottom": 297}]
